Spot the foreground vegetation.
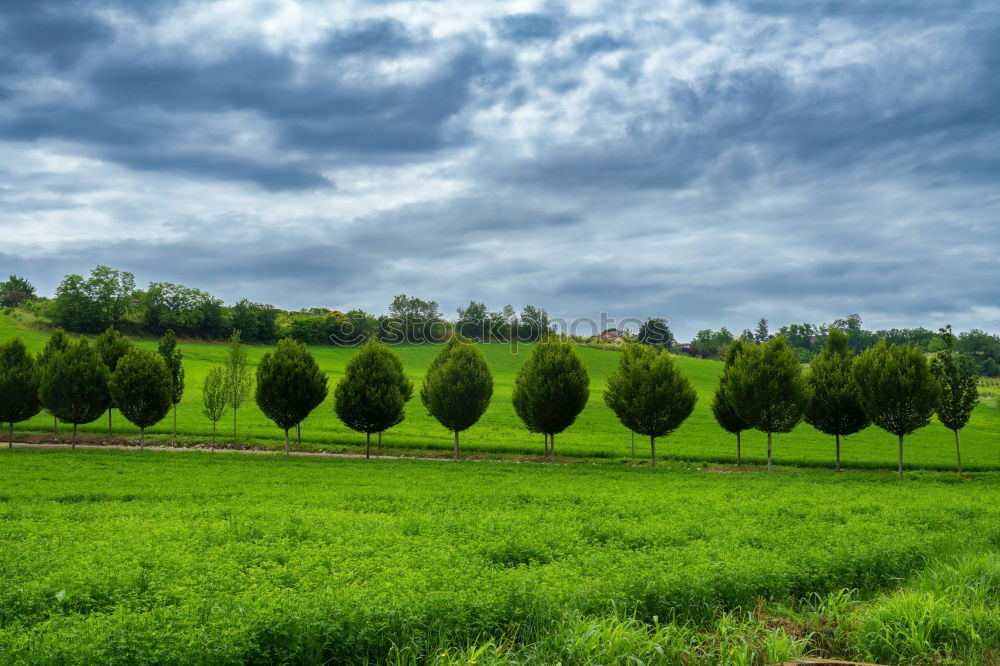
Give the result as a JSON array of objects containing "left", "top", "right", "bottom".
[{"left": 0, "top": 449, "right": 997, "bottom": 664}]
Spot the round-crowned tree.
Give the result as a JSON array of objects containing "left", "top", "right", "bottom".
[
  {"left": 604, "top": 344, "right": 696, "bottom": 467},
  {"left": 420, "top": 336, "right": 494, "bottom": 459},
  {"left": 108, "top": 349, "right": 172, "bottom": 449},
  {"left": 334, "top": 337, "right": 412, "bottom": 458},
  {"left": 512, "top": 339, "right": 589, "bottom": 461},
  {"left": 637, "top": 317, "right": 673, "bottom": 350},
  {"left": 95, "top": 326, "right": 134, "bottom": 436},
  {"left": 256, "top": 338, "right": 328, "bottom": 455},
  {"left": 158, "top": 330, "right": 185, "bottom": 440},
  {"left": 852, "top": 341, "right": 940, "bottom": 479},
  {"left": 711, "top": 339, "right": 751, "bottom": 466},
  {"left": 202, "top": 366, "right": 228, "bottom": 448},
  {"left": 0, "top": 338, "right": 42, "bottom": 447},
  {"left": 725, "top": 336, "right": 810, "bottom": 472},
  {"left": 38, "top": 327, "right": 71, "bottom": 434},
  {"left": 805, "top": 328, "right": 870, "bottom": 472},
  {"left": 39, "top": 338, "right": 110, "bottom": 447},
  {"left": 930, "top": 326, "right": 978, "bottom": 474}
]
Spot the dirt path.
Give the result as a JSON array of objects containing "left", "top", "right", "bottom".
[{"left": 4, "top": 441, "right": 442, "bottom": 461}]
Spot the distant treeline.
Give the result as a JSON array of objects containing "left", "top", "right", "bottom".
[
  {"left": 685, "top": 315, "right": 1000, "bottom": 377},
  {"left": 0, "top": 268, "right": 554, "bottom": 345},
  {"left": 2, "top": 268, "right": 998, "bottom": 376}
]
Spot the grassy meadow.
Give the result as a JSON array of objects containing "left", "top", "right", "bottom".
[
  {"left": 2, "top": 310, "right": 997, "bottom": 471},
  {"left": 1, "top": 449, "right": 998, "bottom": 664}
]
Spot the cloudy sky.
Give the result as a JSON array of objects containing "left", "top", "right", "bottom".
[{"left": 1, "top": 0, "right": 998, "bottom": 339}]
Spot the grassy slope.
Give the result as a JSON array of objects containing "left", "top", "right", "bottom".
[
  {"left": 0, "top": 449, "right": 998, "bottom": 664},
  {"left": 2, "top": 310, "right": 997, "bottom": 470}
]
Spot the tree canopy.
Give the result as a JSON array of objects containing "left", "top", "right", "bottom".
[
  {"left": 725, "top": 336, "right": 810, "bottom": 471},
  {"left": 334, "top": 338, "right": 413, "bottom": 457},
  {"left": 255, "top": 338, "right": 329, "bottom": 454},
  {"left": 0, "top": 338, "right": 42, "bottom": 446},
  {"left": 604, "top": 344, "right": 696, "bottom": 466},
  {"left": 852, "top": 341, "right": 940, "bottom": 478},
  {"left": 930, "top": 326, "right": 979, "bottom": 473},
  {"left": 223, "top": 329, "right": 253, "bottom": 438},
  {"left": 805, "top": 328, "right": 870, "bottom": 471},
  {"left": 38, "top": 338, "right": 111, "bottom": 445},
  {"left": 108, "top": 350, "right": 172, "bottom": 447},
  {"left": 201, "top": 367, "right": 228, "bottom": 445},
  {"left": 420, "top": 337, "right": 494, "bottom": 458},
  {"left": 0, "top": 275, "right": 36, "bottom": 307},
  {"left": 512, "top": 339, "right": 589, "bottom": 459},
  {"left": 637, "top": 317, "right": 673, "bottom": 349},
  {"left": 711, "top": 339, "right": 750, "bottom": 464}
]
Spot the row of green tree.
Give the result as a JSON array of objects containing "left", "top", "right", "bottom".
[
  {"left": 710, "top": 327, "right": 978, "bottom": 477},
  {"left": 0, "top": 326, "right": 978, "bottom": 476}
]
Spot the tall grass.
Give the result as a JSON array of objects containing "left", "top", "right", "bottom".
[{"left": 0, "top": 449, "right": 997, "bottom": 663}]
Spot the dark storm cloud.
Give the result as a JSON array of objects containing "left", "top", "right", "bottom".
[
  {"left": 1, "top": 0, "right": 998, "bottom": 336},
  {"left": 0, "top": 6, "right": 500, "bottom": 188},
  {"left": 573, "top": 31, "right": 631, "bottom": 56},
  {"left": 321, "top": 19, "right": 417, "bottom": 56},
  {"left": 0, "top": 1, "right": 114, "bottom": 69},
  {"left": 494, "top": 13, "right": 562, "bottom": 42}
]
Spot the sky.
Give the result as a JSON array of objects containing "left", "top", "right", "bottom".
[{"left": 1, "top": 0, "right": 998, "bottom": 340}]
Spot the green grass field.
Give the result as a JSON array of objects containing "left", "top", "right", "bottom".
[
  {"left": 1, "top": 449, "right": 998, "bottom": 664},
  {"left": 2, "top": 311, "right": 997, "bottom": 471}
]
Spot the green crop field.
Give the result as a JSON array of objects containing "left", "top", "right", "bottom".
[
  {"left": 2, "top": 311, "right": 997, "bottom": 471},
  {"left": 1, "top": 449, "right": 998, "bottom": 664}
]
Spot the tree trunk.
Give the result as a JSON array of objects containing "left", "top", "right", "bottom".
[
  {"left": 140, "top": 427, "right": 145, "bottom": 451},
  {"left": 543, "top": 433, "right": 548, "bottom": 457},
  {"left": 233, "top": 406, "right": 237, "bottom": 439},
  {"left": 296, "top": 423, "right": 301, "bottom": 445},
  {"left": 736, "top": 431, "right": 741, "bottom": 467},
  {"left": 453, "top": 430, "right": 459, "bottom": 460},
  {"left": 365, "top": 432, "right": 371, "bottom": 459},
  {"left": 378, "top": 431, "right": 382, "bottom": 455},
  {"left": 550, "top": 434, "right": 555, "bottom": 462},
  {"left": 954, "top": 430, "right": 962, "bottom": 474},
  {"left": 631, "top": 431, "right": 635, "bottom": 460},
  {"left": 72, "top": 423, "right": 77, "bottom": 450},
  {"left": 897, "top": 433, "right": 903, "bottom": 479},
  {"left": 650, "top": 435, "right": 656, "bottom": 467},
  {"left": 53, "top": 416, "right": 58, "bottom": 435},
  {"left": 835, "top": 433, "right": 841, "bottom": 472},
  {"left": 211, "top": 420, "right": 216, "bottom": 449},
  {"left": 108, "top": 408, "right": 113, "bottom": 436},
  {"left": 766, "top": 432, "right": 772, "bottom": 472},
  {"left": 8, "top": 422, "right": 12, "bottom": 449},
  {"left": 284, "top": 428, "right": 289, "bottom": 456},
  {"left": 173, "top": 404, "right": 177, "bottom": 440}
]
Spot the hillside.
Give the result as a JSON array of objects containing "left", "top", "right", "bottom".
[{"left": 2, "top": 310, "right": 997, "bottom": 471}]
